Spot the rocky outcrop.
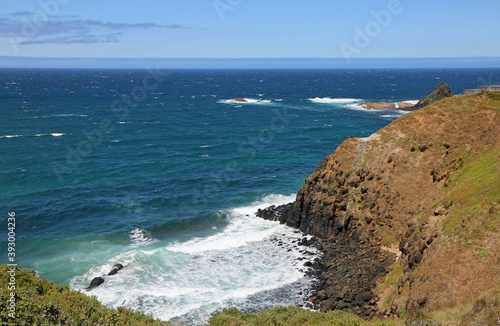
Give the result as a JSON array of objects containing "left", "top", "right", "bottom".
[
  {"left": 397, "top": 102, "right": 415, "bottom": 109},
  {"left": 257, "top": 90, "right": 500, "bottom": 318},
  {"left": 361, "top": 102, "right": 396, "bottom": 110},
  {"left": 86, "top": 264, "right": 124, "bottom": 290},
  {"left": 411, "top": 82, "right": 453, "bottom": 110},
  {"left": 233, "top": 98, "right": 248, "bottom": 102}
]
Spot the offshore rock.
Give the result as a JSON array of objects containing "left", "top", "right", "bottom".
[
  {"left": 87, "top": 277, "right": 105, "bottom": 290},
  {"left": 360, "top": 102, "right": 396, "bottom": 110},
  {"left": 107, "top": 263, "right": 124, "bottom": 276}
]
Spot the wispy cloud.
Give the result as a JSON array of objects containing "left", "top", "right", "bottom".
[
  {"left": 0, "top": 12, "right": 185, "bottom": 45},
  {"left": 12, "top": 11, "right": 34, "bottom": 17}
]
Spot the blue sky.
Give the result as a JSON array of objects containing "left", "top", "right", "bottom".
[{"left": 0, "top": 0, "right": 500, "bottom": 68}]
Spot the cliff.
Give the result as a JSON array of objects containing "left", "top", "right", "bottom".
[{"left": 258, "top": 90, "right": 500, "bottom": 318}]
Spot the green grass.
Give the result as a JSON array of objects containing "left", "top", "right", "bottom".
[
  {"left": 486, "top": 91, "right": 500, "bottom": 102},
  {"left": 381, "top": 237, "right": 393, "bottom": 246},
  {"left": 479, "top": 249, "right": 489, "bottom": 258},
  {"left": 208, "top": 307, "right": 396, "bottom": 326},
  {"left": 399, "top": 304, "right": 406, "bottom": 318},
  {"left": 408, "top": 285, "right": 500, "bottom": 326},
  {"left": 442, "top": 146, "right": 500, "bottom": 237}
]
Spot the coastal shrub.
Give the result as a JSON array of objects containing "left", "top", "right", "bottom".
[
  {"left": 0, "top": 265, "right": 171, "bottom": 326},
  {"left": 208, "top": 306, "right": 397, "bottom": 326}
]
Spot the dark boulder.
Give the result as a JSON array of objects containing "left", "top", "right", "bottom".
[
  {"left": 108, "top": 263, "right": 124, "bottom": 276},
  {"left": 87, "top": 277, "right": 105, "bottom": 289}
]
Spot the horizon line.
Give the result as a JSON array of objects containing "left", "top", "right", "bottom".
[{"left": 1, "top": 56, "right": 500, "bottom": 69}]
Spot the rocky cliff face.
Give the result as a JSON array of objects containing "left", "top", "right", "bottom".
[
  {"left": 412, "top": 82, "right": 453, "bottom": 110},
  {"left": 258, "top": 91, "right": 500, "bottom": 318}
]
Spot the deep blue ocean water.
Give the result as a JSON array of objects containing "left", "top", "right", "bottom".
[{"left": 1, "top": 68, "right": 498, "bottom": 323}]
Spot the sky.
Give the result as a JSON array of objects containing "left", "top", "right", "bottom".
[{"left": 0, "top": 0, "right": 500, "bottom": 68}]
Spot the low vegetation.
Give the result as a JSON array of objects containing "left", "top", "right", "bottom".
[
  {"left": 208, "top": 307, "right": 395, "bottom": 326},
  {"left": 0, "top": 265, "right": 172, "bottom": 326},
  {"left": 2, "top": 265, "right": 500, "bottom": 325}
]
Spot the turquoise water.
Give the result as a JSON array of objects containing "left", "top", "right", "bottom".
[{"left": 1, "top": 68, "right": 497, "bottom": 323}]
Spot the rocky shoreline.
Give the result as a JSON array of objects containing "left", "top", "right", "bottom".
[
  {"left": 257, "top": 203, "right": 396, "bottom": 318},
  {"left": 253, "top": 86, "right": 500, "bottom": 322}
]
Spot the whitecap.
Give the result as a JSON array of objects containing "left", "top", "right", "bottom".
[
  {"left": 128, "top": 228, "right": 158, "bottom": 247},
  {"left": 52, "top": 114, "right": 87, "bottom": 117},
  {"left": 0, "top": 135, "right": 23, "bottom": 138},
  {"left": 308, "top": 97, "right": 362, "bottom": 104},
  {"left": 51, "top": 133, "right": 65, "bottom": 137}
]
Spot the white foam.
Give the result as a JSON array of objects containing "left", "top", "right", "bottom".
[
  {"left": 51, "top": 133, "right": 65, "bottom": 137},
  {"left": 129, "top": 228, "right": 158, "bottom": 247},
  {"left": 308, "top": 97, "right": 362, "bottom": 104},
  {"left": 52, "top": 114, "right": 88, "bottom": 117},
  {"left": 0, "top": 135, "right": 23, "bottom": 139},
  {"left": 168, "top": 194, "right": 295, "bottom": 254},
  {"left": 71, "top": 193, "right": 318, "bottom": 325},
  {"left": 232, "top": 193, "right": 296, "bottom": 216}
]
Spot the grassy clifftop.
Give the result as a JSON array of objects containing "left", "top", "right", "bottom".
[{"left": 283, "top": 90, "right": 500, "bottom": 322}]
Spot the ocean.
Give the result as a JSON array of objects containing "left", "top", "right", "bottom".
[{"left": 1, "top": 68, "right": 497, "bottom": 324}]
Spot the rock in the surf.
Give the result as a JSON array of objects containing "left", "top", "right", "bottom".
[
  {"left": 87, "top": 276, "right": 105, "bottom": 289},
  {"left": 107, "top": 263, "right": 124, "bottom": 276}
]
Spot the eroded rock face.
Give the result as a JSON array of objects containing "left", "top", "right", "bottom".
[{"left": 257, "top": 92, "right": 500, "bottom": 318}]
